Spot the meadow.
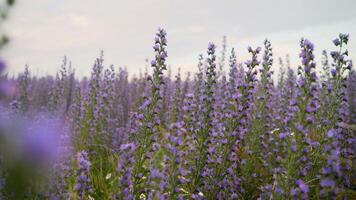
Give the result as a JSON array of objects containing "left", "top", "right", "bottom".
[{"left": 0, "top": 29, "right": 355, "bottom": 199}]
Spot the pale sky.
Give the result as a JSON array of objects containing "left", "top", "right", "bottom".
[{"left": 2, "top": 0, "right": 356, "bottom": 78}]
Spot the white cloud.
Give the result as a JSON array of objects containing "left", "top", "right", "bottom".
[{"left": 2, "top": 0, "right": 356, "bottom": 78}]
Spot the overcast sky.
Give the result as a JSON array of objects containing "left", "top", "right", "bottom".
[{"left": 2, "top": 0, "right": 356, "bottom": 78}]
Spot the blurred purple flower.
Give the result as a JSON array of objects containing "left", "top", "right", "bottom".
[
  {"left": 320, "top": 178, "right": 335, "bottom": 188},
  {"left": 296, "top": 179, "right": 309, "bottom": 194},
  {"left": 326, "top": 129, "right": 336, "bottom": 138}
]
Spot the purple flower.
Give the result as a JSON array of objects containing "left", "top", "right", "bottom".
[
  {"left": 346, "top": 60, "right": 353, "bottom": 70},
  {"left": 333, "top": 38, "right": 340, "bottom": 46},
  {"left": 339, "top": 33, "right": 349, "bottom": 44},
  {"left": 296, "top": 179, "right": 309, "bottom": 194},
  {"left": 151, "top": 60, "right": 157, "bottom": 67},
  {"left": 320, "top": 179, "right": 335, "bottom": 188},
  {"left": 290, "top": 188, "right": 298, "bottom": 196},
  {"left": 120, "top": 143, "right": 136, "bottom": 151},
  {"left": 303, "top": 39, "right": 314, "bottom": 51},
  {"left": 322, "top": 167, "right": 331, "bottom": 175},
  {"left": 326, "top": 129, "right": 336, "bottom": 138},
  {"left": 1, "top": 27, "right": 355, "bottom": 199},
  {"left": 150, "top": 168, "right": 160, "bottom": 179},
  {"left": 330, "top": 51, "right": 339, "bottom": 59},
  {"left": 279, "top": 132, "right": 289, "bottom": 139},
  {"left": 310, "top": 72, "right": 317, "bottom": 81},
  {"left": 330, "top": 69, "right": 337, "bottom": 77},
  {"left": 256, "top": 46, "right": 262, "bottom": 53},
  {"left": 74, "top": 151, "right": 92, "bottom": 197},
  {"left": 208, "top": 43, "right": 216, "bottom": 52},
  {"left": 244, "top": 60, "right": 252, "bottom": 66},
  {"left": 297, "top": 78, "right": 305, "bottom": 87},
  {"left": 291, "top": 145, "right": 297, "bottom": 152}
]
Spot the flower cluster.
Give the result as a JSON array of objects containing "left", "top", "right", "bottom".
[
  {"left": 0, "top": 30, "right": 355, "bottom": 199},
  {"left": 74, "top": 151, "right": 92, "bottom": 199}
]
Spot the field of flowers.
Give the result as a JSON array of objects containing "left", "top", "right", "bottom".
[{"left": 0, "top": 29, "right": 355, "bottom": 199}]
